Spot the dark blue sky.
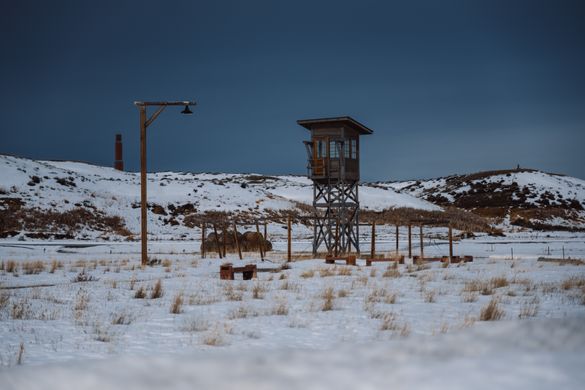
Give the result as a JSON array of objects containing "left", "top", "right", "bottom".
[{"left": 1, "top": 0, "right": 584, "bottom": 181}]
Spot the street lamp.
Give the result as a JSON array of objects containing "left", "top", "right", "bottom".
[{"left": 134, "top": 100, "right": 196, "bottom": 266}]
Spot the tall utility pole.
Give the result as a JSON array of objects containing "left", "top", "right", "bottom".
[{"left": 134, "top": 100, "right": 196, "bottom": 266}]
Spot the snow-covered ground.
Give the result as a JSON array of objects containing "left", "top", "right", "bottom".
[{"left": 1, "top": 229, "right": 584, "bottom": 388}]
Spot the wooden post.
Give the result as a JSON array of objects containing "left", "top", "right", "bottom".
[
  {"left": 448, "top": 225, "right": 453, "bottom": 263},
  {"left": 255, "top": 222, "right": 265, "bottom": 261},
  {"left": 334, "top": 218, "right": 340, "bottom": 257},
  {"left": 213, "top": 224, "right": 222, "bottom": 259},
  {"left": 287, "top": 215, "right": 292, "bottom": 262},
  {"left": 222, "top": 225, "right": 228, "bottom": 258},
  {"left": 233, "top": 222, "right": 242, "bottom": 260},
  {"left": 264, "top": 222, "right": 268, "bottom": 244},
  {"left": 201, "top": 224, "right": 206, "bottom": 259},
  {"left": 419, "top": 225, "right": 424, "bottom": 263},
  {"left": 140, "top": 106, "right": 148, "bottom": 266},
  {"left": 395, "top": 224, "right": 399, "bottom": 256},
  {"left": 370, "top": 221, "right": 376, "bottom": 259},
  {"left": 408, "top": 224, "right": 412, "bottom": 258}
]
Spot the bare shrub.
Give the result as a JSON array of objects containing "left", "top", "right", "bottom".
[
  {"left": 134, "top": 286, "right": 146, "bottom": 299},
  {"left": 150, "top": 279, "right": 163, "bottom": 299},
  {"left": 300, "top": 269, "right": 315, "bottom": 278},
  {"left": 72, "top": 270, "right": 98, "bottom": 283},
  {"left": 170, "top": 293, "right": 184, "bottom": 314},
  {"left": 479, "top": 298, "right": 504, "bottom": 321}
]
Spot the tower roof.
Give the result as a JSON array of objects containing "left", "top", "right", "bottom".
[{"left": 297, "top": 116, "right": 373, "bottom": 135}]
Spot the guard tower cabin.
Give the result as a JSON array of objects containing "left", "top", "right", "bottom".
[{"left": 297, "top": 116, "right": 373, "bottom": 255}]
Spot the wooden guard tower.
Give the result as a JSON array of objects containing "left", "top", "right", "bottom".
[{"left": 297, "top": 116, "right": 373, "bottom": 255}]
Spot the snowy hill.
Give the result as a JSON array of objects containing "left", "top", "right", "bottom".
[
  {"left": 0, "top": 155, "right": 438, "bottom": 240},
  {"left": 381, "top": 169, "right": 585, "bottom": 231}
]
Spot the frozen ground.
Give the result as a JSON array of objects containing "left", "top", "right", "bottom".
[{"left": 1, "top": 228, "right": 584, "bottom": 388}]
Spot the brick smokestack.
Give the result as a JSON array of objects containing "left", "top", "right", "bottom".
[{"left": 114, "top": 134, "right": 124, "bottom": 171}]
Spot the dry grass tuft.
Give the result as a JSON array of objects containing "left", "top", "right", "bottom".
[
  {"left": 319, "top": 267, "right": 336, "bottom": 277},
  {"left": 134, "top": 286, "right": 146, "bottom": 299},
  {"left": 462, "top": 291, "right": 478, "bottom": 303},
  {"left": 6, "top": 261, "right": 17, "bottom": 274},
  {"left": 202, "top": 330, "right": 225, "bottom": 346},
  {"left": 182, "top": 318, "right": 210, "bottom": 332},
  {"left": 321, "top": 287, "right": 335, "bottom": 311},
  {"left": 21, "top": 261, "right": 45, "bottom": 275},
  {"left": 150, "top": 279, "right": 164, "bottom": 299},
  {"left": 252, "top": 283, "right": 267, "bottom": 299},
  {"left": 49, "top": 260, "right": 62, "bottom": 273},
  {"left": 224, "top": 284, "right": 243, "bottom": 301},
  {"left": 479, "top": 298, "right": 504, "bottom": 321},
  {"left": 338, "top": 289, "right": 349, "bottom": 298},
  {"left": 170, "top": 293, "right": 184, "bottom": 314},
  {"left": 423, "top": 289, "right": 436, "bottom": 303},
  {"left": 337, "top": 267, "right": 352, "bottom": 276},
  {"left": 382, "top": 267, "right": 401, "bottom": 278},
  {"left": 561, "top": 276, "right": 585, "bottom": 290},
  {"left": 300, "top": 269, "right": 315, "bottom": 278},
  {"left": 112, "top": 311, "right": 133, "bottom": 325},
  {"left": 272, "top": 300, "right": 289, "bottom": 316},
  {"left": 161, "top": 259, "right": 172, "bottom": 268}
]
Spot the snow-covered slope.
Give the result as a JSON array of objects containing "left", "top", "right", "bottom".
[
  {"left": 381, "top": 169, "right": 585, "bottom": 231},
  {"left": 0, "top": 155, "right": 438, "bottom": 239}
]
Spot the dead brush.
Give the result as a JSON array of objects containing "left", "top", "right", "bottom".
[
  {"left": 170, "top": 293, "right": 184, "bottom": 314},
  {"left": 366, "top": 287, "right": 388, "bottom": 304},
  {"left": 11, "top": 299, "right": 32, "bottom": 320},
  {"left": 150, "top": 279, "right": 164, "bottom": 299},
  {"left": 490, "top": 276, "right": 509, "bottom": 289},
  {"left": 161, "top": 259, "right": 172, "bottom": 268},
  {"left": 300, "top": 269, "right": 315, "bottom": 278},
  {"left": 338, "top": 289, "right": 349, "bottom": 298},
  {"left": 73, "top": 289, "right": 89, "bottom": 321},
  {"left": 72, "top": 269, "right": 98, "bottom": 283},
  {"left": 379, "top": 313, "right": 410, "bottom": 336},
  {"left": 479, "top": 298, "right": 504, "bottom": 321}
]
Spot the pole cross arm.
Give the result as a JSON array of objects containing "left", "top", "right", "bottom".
[
  {"left": 134, "top": 101, "right": 197, "bottom": 107},
  {"left": 144, "top": 105, "right": 166, "bottom": 128}
]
